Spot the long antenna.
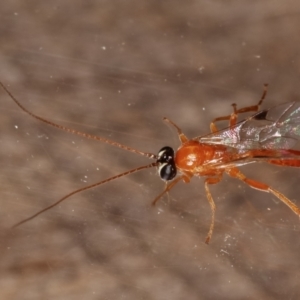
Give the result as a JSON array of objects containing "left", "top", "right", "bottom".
[
  {"left": 0, "top": 82, "right": 157, "bottom": 160},
  {"left": 12, "top": 162, "right": 157, "bottom": 228}
]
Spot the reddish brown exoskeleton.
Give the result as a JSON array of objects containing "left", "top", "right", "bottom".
[{"left": 2, "top": 82, "right": 300, "bottom": 244}]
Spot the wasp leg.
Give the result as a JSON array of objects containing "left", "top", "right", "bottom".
[
  {"left": 163, "top": 117, "right": 188, "bottom": 144},
  {"left": 210, "top": 84, "right": 268, "bottom": 133},
  {"left": 152, "top": 173, "right": 191, "bottom": 206},
  {"left": 204, "top": 176, "right": 222, "bottom": 244},
  {"left": 226, "top": 167, "right": 300, "bottom": 217}
]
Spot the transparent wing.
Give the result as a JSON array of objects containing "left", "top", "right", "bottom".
[{"left": 198, "top": 101, "right": 300, "bottom": 151}]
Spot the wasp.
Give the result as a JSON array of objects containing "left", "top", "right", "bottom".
[{"left": 1, "top": 82, "right": 300, "bottom": 244}]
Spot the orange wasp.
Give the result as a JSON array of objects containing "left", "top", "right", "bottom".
[{"left": 1, "top": 82, "right": 300, "bottom": 244}]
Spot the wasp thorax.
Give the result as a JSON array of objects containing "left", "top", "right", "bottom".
[{"left": 157, "top": 146, "right": 177, "bottom": 181}]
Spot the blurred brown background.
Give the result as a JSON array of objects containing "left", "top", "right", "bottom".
[{"left": 0, "top": 1, "right": 300, "bottom": 299}]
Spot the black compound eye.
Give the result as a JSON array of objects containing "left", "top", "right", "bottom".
[
  {"left": 157, "top": 146, "right": 176, "bottom": 181},
  {"left": 158, "top": 163, "right": 177, "bottom": 181},
  {"left": 157, "top": 146, "right": 174, "bottom": 164}
]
